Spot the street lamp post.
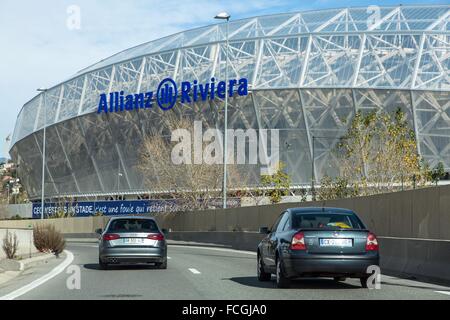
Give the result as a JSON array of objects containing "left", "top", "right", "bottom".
[
  {"left": 117, "top": 172, "right": 123, "bottom": 200},
  {"left": 117, "top": 158, "right": 123, "bottom": 200},
  {"left": 214, "top": 12, "right": 231, "bottom": 209},
  {"left": 311, "top": 136, "right": 316, "bottom": 201},
  {"left": 37, "top": 88, "right": 48, "bottom": 219},
  {"left": 13, "top": 165, "right": 19, "bottom": 205}
]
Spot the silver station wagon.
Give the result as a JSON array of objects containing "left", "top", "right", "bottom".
[{"left": 96, "top": 216, "right": 167, "bottom": 270}]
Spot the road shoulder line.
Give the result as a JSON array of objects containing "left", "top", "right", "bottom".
[{"left": 0, "top": 250, "right": 74, "bottom": 300}]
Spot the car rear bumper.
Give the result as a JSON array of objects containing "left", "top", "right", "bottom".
[
  {"left": 99, "top": 246, "right": 166, "bottom": 264},
  {"left": 283, "top": 253, "right": 379, "bottom": 278}
]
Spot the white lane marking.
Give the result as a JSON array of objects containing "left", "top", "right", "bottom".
[
  {"left": 167, "top": 256, "right": 172, "bottom": 259},
  {"left": 435, "top": 291, "right": 450, "bottom": 296},
  {"left": 188, "top": 268, "right": 201, "bottom": 274},
  {"left": 170, "top": 245, "right": 257, "bottom": 256},
  {"left": 0, "top": 250, "right": 74, "bottom": 301},
  {"left": 378, "top": 236, "right": 450, "bottom": 243}
]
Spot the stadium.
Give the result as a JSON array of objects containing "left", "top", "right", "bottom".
[{"left": 9, "top": 5, "right": 450, "bottom": 201}]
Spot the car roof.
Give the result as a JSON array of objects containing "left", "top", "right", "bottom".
[
  {"left": 287, "top": 207, "right": 356, "bottom": 214},
  {"left": 108, "top": 215, "right": 156, "bottom": 221}
]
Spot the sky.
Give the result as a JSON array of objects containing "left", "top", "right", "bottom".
[{"left": 0, "top": 0, "right": 447, "bottom": 158}]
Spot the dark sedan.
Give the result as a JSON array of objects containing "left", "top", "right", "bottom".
[{"left": 257, "top": 207, "right": 380, "bottom": 288}]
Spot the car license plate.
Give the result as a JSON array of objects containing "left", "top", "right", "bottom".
[
  {"left": 123, "top": 238, "right": 144, "bottom": 244},
  {"left": 319, "top": 238, "right": 352, "bottom": 247}
]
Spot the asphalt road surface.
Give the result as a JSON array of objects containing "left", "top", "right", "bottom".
[{"left": 1, "top": 242, "right": 450, "bottom": 300}]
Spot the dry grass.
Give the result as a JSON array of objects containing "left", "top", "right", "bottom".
[
  {"left": 2, "top": 230, "right": 19, "bottom": 259},
  {"left": 33, "top": 224, "right": 66, "bottom": 257},
  {"left": 138, "top": 114, "right": 251, "bottom": 210}
]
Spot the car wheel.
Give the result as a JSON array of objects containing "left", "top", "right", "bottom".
[
  {"left": 333, "top": 277, "right": 346, "bottom": 282},
  {"left": 360, "top": 276, "right": 369, "bottom": 288},
  {"left": 276, "top": 258, "right": 290, "bottom": 288},
  {"left": 156, "top": 259, "right": 167, "bottom": 269},
  {"left": 99, "top": 258, "right": 108, "bottom": 270},
  {"left": 257, "top": 254, "right": 271, "bottom": 281}
]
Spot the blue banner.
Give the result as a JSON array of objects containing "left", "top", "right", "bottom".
[
  {"left": 31, "top": 198, "right": 240, "bottom": 219},
  {"left": 32, "top": 200, "right": 177, "bottom": 219}
]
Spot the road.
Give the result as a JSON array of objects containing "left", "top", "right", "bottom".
[{"left": 0, "top": 242, "right": 450, "bottom": 300}]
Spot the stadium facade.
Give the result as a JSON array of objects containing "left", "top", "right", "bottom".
[{"left": 9, "top": 5, "right": 450, "bottom": 201}]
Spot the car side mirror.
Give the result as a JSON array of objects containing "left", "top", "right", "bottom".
[
  {"left": 161, "top": 228, "right": 169, "bottom": 235},
  {"left": 95, "top": 228, "right": 102, "bottom": 235},
  {"left": 259, "top": 227, "right": 269, "bottom": 234}
]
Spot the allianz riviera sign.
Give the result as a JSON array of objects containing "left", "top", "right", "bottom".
[{"left": 97, "top": 77, "right": 248, "bottom": 113}]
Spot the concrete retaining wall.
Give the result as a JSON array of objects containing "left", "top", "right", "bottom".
[
  {"left": 169, "top": 231, "right": 266, "bottom": 251},
  {"left": 0, "top": 228, "right": 38, "bottom": 259},
  {"left": 152, "top": 185, "right": 450, "bottom": 241},
  {"left": 378, "top": 237, "right": 450, "bottom": 284},
  {"left": 0, "top": 216, "right": 109, "bottom": 234},
  {"left": 0, "top": 204, "right": 32, "bottom": 219}
]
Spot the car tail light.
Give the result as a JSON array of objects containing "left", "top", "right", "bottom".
[
  {"left": 103, "top": 233, "right": 120, "bottom": 241},
  {"left": 147, "top": 233, "right": 164, "bottom": 241},
  {"left": 366, "top": 232, "right": 379, "bottom": 251},
  {"left": 291, "top": 232, "right": 306, "bottom": 250}
]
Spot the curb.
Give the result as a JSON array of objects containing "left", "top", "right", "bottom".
[
  {"left": 20, "top": 253, "right": 57, "bottom": 270},
  {"left": 65, "top": 238, "right": 98, "bottom": 243},
  {"left": 167, "top": 240, "right": 231, "bottom": 248},
  {"left": 0, "top": 250, "right": 73, "bottom": 300},
  {"left": 0, "top": 253, "right": 56, "bottom": 272}
]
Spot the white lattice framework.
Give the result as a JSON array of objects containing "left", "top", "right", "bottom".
[{"left": 9, "top": 5, "right": 450, "bottom": 199}]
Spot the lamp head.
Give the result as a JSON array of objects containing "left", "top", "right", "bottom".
[{"left": 214, "top": 12, "right": 230, "bottom": 20}]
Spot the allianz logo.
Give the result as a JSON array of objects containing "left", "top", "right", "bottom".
[{"left": 97, "top": 77, "right": 248, "bottom": 114}]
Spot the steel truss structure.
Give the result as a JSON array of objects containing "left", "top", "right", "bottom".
[{"left": 9, "top": 5, "right": 450, "bottom": 200}]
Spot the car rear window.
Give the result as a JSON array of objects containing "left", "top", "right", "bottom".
[
  {"left": 292, "top": 212, "right": 365, "bottom": 230},
  {"left": 107, "top": 219, "right": 159, "bottom": 233}
]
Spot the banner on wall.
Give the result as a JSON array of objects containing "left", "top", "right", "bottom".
[{"left": 31, "top": 198, "right": 240, "bottom": 219}]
